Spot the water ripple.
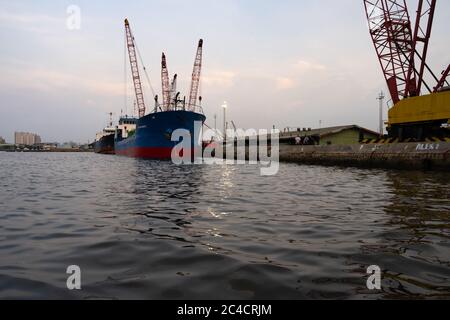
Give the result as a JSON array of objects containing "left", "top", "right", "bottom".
[{"left": 0, "top": 152, "right": 449, "bottom": 299}]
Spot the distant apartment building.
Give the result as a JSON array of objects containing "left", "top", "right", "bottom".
[
  {"left": 14, "top": 132, "right": 42, "bottom": 145},
  {"left": 0, "top": 136, "right": 5, "bottom": 144}
]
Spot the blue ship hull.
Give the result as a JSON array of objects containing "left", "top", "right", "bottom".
[{"left": 115, "top": 111, "right": 206, "bottom": 159}]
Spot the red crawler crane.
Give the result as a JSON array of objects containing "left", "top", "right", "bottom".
[
  {"left": 364, "top": 0, "right": 416, "bottom": 104},
  {"left": 407, "top": 0, "right": 436, "bottom": 96},
  {"left": 363, "top": 0, "right": 450, "bottom": 139},
  {"left": 124, "top": 19, "right": 146, "bottom": 118},
  {"left": 363, "top": 0, "right": 446, "bottom": 103},
  {"left": 188, "top": 39, "right": 204, "bottom": 111}
]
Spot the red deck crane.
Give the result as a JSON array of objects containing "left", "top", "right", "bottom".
[
  {"left": 161, "top": 53, "right": 171, "bottom": 111},
  {"left": 187, "top": 39, "right": 204, "bottom": 111},
  {"left": 124, "top": 19, "right": 147, "bottom": 118}
]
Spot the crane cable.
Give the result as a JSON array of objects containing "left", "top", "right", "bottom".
[
  {"left": 123, "top": 28, "right": 127, "bottom": 117},
  {"left": 203, "top": 122, "right": 224, "bottom": 139},
  {"left": 133, "top": 34, "right": 156, "bottom": 100},
  {"left": 198, "top": 72, "right": 203, "bottom": 108}
]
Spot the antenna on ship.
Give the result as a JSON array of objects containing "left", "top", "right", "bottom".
[
  {"left": 107, "top": 112, "right": 114, "bottom": 128},
  {"left": 170, "top": 74, "right": 178, "bottom": 110},
  {"left": 154, "top": 95, "right": 160, "bottom": 113}
]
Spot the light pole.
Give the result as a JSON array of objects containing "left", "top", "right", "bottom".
[
  {"left": 377, "top": 91, "right": 385, "bottom": 136},
  {"left": 214, "top": 114, "right": 217, "bottom": 137},
  {"left": 222, "top": 101, "right": 228, "bottom": 142}
]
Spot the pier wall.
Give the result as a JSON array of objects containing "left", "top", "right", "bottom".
[
  {"left": 278, "top": 142, "right": 450, "bottom": 171},
  {"left": 215, "top": 141, "right": 449, "bottom": 171}
]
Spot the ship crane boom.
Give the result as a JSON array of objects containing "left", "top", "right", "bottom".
[
  {"left": 124, "top": 19, "right": 147, "bottom": 118},
  {"left": 188, "top": 39, "right": 204, "bottom": 111},
  {"left": 161, "top": 53, "right": 171, "bottom": 111}
]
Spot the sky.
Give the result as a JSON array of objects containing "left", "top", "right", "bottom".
[{"left": 0, "top": 0, "right": 449, "bottom": 143}]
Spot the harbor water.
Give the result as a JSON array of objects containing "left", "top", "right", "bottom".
[{"left": 0, "top": 152, "right": 449, "bottom": 299}]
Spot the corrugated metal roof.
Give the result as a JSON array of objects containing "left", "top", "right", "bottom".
[{"left": 281, "top": 125, "right": 380, "bottom": 138}]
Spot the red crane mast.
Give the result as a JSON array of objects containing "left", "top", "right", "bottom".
[{"left": 124, "top": 19, "right": 147, "bottom": 118}]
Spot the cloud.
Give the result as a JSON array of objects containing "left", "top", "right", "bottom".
[
  {"left": 293, "top": 60, "right": 327, "bottom": 72},
  {"left": 86, "top": 99, "right": 96, "bottom": 106},
  {"left": 0, "top": 11, "right": 63, "bottom": 34},
  {"left": 0, "top": 64, "right": 125, "bottom": 96},
  {"left": 275, "top": 77, "right": 295, "bottom": 90},
  {"left": 202, "top": 70, "right": 236, "bottom": 88},
  {"left": 0, "top": 12, "right": 60, "bottom": 24}
]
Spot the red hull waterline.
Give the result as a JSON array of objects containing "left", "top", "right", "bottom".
[{"left": 115, "top": 147, "right": 200, "bottom": 160}]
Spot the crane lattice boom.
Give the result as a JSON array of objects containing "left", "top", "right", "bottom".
[
  {"left": 435, "top": 65, "right": 450, "bottom": 92},
  {"left": 188, "top": 39, "right": 203, "bottom": 111},
  {"left": 364, "top": 0, "right": 415, "bottom": 104},
  {"left": 407, "top": 0, "right": 436, "bottom": 96},
  {"left": 161, "top": 53, "right": 171, "bottom": 111},
  {"left": 124, "top": 19, "right": 146, "bottom": 118},
  {"left": 364, "top": 0, "right": 445, "bottom": 103}
]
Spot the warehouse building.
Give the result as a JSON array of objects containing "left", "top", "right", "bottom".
[{"left": 281, "top": 125, "right": 380, "bottom": 146}]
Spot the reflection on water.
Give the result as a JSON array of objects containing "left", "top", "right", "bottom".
[
  {"left": 0, "top": 152, "right": 448, "bottom": 299},
  {"left": 374, "top": 172, "right": 450, "bottom": 298}
]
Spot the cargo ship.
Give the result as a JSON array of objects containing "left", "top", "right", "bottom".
[
  {"left": 116, "top": 19, "right": 206, "bottom": 160},
  {"left": 94, "top": 129, "right": 115, "bottom": 154},
  {"left": 115, "top": 109, "right": 205, "bottom": 159},
  {"left": 94, "top": 112, "right": 116, "bottom": 154}
]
